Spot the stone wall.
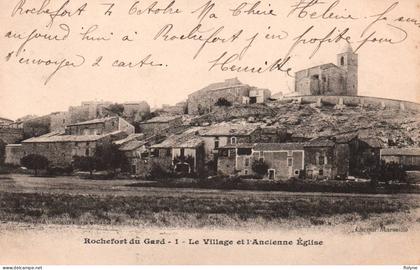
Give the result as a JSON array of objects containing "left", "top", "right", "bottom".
[
  {"left": 282, "top": 95, "right": 420, "bottom": 112},
  {"left": 304, "top": 146, "right": 337, "bottom": 180},
  {"left": 188, "top": 86, "right": 250, "bottom": 115},
  {"left": 5, "top": 144, "right": 23, "bottom": 165},
  {"left": 22, "top": 136, "right": 112, "bottom": 167},
  {"left": 0, "top": 128, "right": 24, "bottom": 144}
]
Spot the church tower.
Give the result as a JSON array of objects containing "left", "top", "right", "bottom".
[{"left": 337, "top": 44, "right": 358, "bottom": 96}]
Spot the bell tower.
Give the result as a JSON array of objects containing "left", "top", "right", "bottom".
[{"left": 337, "top": 44, "right": 358, "bottom": 96}]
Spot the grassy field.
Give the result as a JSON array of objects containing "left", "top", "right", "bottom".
[
  {"left": 0, "top": 177, "right": 418, "bottom": 228},
  {"left": 0, "top": 174, "right": 419, "bottom": 228}
]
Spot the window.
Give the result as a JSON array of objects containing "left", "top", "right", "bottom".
[
  {"left": 85, "top": 148, "right": 90, "bottom": 156},
  {"left": 244, "top": 169, "right": 248, "bottom": 175},
  {"left": 244, "top": 157, "right": 250, "bottom": 167},
  {"left": 237, "top": 148, "right": 252, "bottom": 156},
  {"left": 287, "top": 157, "right": 293, "bottom": 167},
  {"left": 214, "top": 137, "right": 219, "bottom": 149},
  {"left": 151, "top": 149, "right": 159, "bottom": 157},
  {"left": 167, "top": 149, "right": 173, "bottom": 157},
  {"left": 319, "top": 154, "right": 325, "bottom": 165},
  {"left": 268, "top": 169, "right": 275, "bottom": 180},
  {"left": 340, "top": 56, "right": 345, "bottom": 66},
  {"left": 230, "top": 137, "right": 237, "bottom": 144},
  {"left": 219, "top": 149, "right": 228, "bottom": 157},
  {"left": 319, "top": 169, "right": 324, "bottom": 176}
]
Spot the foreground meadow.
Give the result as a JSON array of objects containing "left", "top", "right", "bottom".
[{"left": 0, "top": 174, "right": 419, "bottom": 229}]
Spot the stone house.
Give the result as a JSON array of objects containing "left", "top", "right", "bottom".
[
  {"left": 260, "top": 126, "right": 287, "bottom": 143},
  {"left": 122, "top": 101, "right": 151, "bottom": 123},
  {"left": 149, "top": 129, "right": 205, "bottom": 176},
  {"left": 0, "top": 127, "right": 24, "bottom": 144},
  {"left": 139, "top": 115, "right": 183, "bottom": 136},
  {"left": 66, "top": 117, "right": 134, "bottom": 136},
  {"left": 303, "top": 138, "right": 337, "bottom": 180},
  {"left": 161, "top": 101, "right": 187, "bottom": 115},
  {"left": 380, "top": 148, "right": 420, "bottom": 170},
  {"left": 20, "top": 117, "right": 134, "bottom": 168},
  {"left": 0, "top": 117, "right": 13, "bottom": 127},
  {"left": 199, "top": 124, "right": 261, "bottom": 163},
  {"left": 115, "top": 134, "right": 157, "bottom": 176},
  {"left": 346, "top": 136, "right": 382, "bottom": 177},
  {"left": 187, "top": 78, "right": 271, "bottom": 115},
  {"left": 4, "top": 144, "right": 24, "bottom": 166},
  {"left": 119, "top": 140, "right": 149, "bottom": 175},
  {"left": 50, "top": 111, "right": 71, "bottom": 132},
  {"left": 22, "top": 115, "right": 51, "bottom": 139},
  {"left": 249, "top": 88, "right": 271, "bottom": 104},
  {"left": 295, "top": 44, "right": 358, "bottom": 96},
  {"left": 218, "top": 143, "right": 305, "bottom": 180},
  {"left": 21, "top": 131, "right": 126, "bottom": 167}
]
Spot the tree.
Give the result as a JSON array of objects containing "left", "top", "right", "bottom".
[
  {"left": 0, "top": 139, "right": 5, "bottom": 165},
  {"left": 106, "top": 103, "right": 125, "bottom": 116},
  {"left": 215, "top": 98, "right": 232, "bottom": 107},
  {"left": 252, "top": 159, "right": 269, "bottom": 176},
  {"left": 73, "top": 156, "right": 96, "bottom": 176},
  {"left": 94, "top": 144, "right": 129, "bottom": 173},
  {"left": 21, "top": 154, "right": 49, "bottom": 176}
]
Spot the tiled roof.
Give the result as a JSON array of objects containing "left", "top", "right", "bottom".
[
  {"left": 142, "top": 115, "right": 181, "bottom": 124},
  {"left": 304, "top": 138, "right": 335, "bottom": 147},
  {"left": 114, "top": 133, "right": 145, "bottom": 145},
  {"left": 200, "top": 124, "right": 259, "bottom": 136},
  {"left": 296, "top": 63, "right": 343, "bottom": 73},
  {"left": 119, "top": 140, "right": 147, "bottom": 151},
  {"left": 67, "top": 117, "right": 117, "bottom": 126},
  {"left": 334, "top": 133, "right": 358, "bottom": 143},
  {"left": 195, "top": 78, "right": 244, "bottom": 94},
  {"left": 219, "top": 143, "right": 256, "bottom": 149},
  {"left": 359, "top": 137, "right": 383, "bottom": 148},
  {"left": 255, "top": 143, "right": 305, "bottom": 151},
  {"left": 151, "top": 129, "right": 203, "bottom": 148},
  {"left": 23, "top": 130, "right": 122, "bottom": 143},
  {"left": 381, "top": 148, "right": 420, "bottom": 156}
]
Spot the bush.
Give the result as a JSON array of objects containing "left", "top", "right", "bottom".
[
  {"left": 147, "top": 163, "right": 171, "bottom": 181},
  {"left": 215, "top": 98, "right": 232, "bottom": 107},
  {"left": 21, "top": 154, "right": 49, "bottom": 176},
  {"left": 251, "top": 159, "right": 269, "bottom": 176},
  {"left": 46, "top": 166, "right": 73, "bottom": 176},
  {"left": 73, "top": 156, "right": 96, "bottom": 176},
  {"left": 94, "top": 144, "right": 129, "bottom": 173}
]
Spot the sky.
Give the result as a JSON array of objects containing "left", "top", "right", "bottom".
[{"left": 0, "top": 0, "right": 419, "bottom": 120}]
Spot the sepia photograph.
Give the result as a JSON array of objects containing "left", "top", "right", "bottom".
[{"left": 0, "top": 0, "right": 419, "bottom": 266}]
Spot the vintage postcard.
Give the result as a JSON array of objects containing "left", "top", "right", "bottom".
[{"left": 0, "top": 0, "right": 419, "bottom": 266}]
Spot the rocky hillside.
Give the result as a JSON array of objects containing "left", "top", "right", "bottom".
[{"left": 195, "top": 101, "right": 420, "bottom": 148}]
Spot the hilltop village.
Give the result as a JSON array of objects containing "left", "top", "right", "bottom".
[{"left": 1, "top": 46, "right": 420, "bottom": 182}]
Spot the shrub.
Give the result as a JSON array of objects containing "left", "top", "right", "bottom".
[
  {"left": 147, "top": 163, "right": 171, "bottom": 181},
  {"left": 47, "top": 165, "right": 74, "bottom": 176},
  {"left": 215, "top": 98, "right": 232, "bottom": 107},
  {"left": 251, "top": 159, "right": 269, "bottom": 176},
  {"left": 20, "top": 154, "right": 49, "bottom": 176},
  {"left": 94, "top": 144, "right": 129, "bottom": 173},
  {"left": 73, "top": 156, "right": 96, "bottom": 176}
]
